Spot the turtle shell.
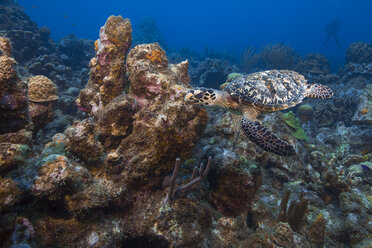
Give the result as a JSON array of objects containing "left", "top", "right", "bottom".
[{"left": 223, "top": 70, "right": 308, "bottom": 111}]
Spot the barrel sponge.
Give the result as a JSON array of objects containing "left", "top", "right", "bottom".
[
  {"left": 0, "top": 56, "right": 16, "bottom": 83},
  {"left": 28, "top": 75, "right": 59, "bottom": 102},
  {"left": 0, "top": 37, "right": 12, "bottom": 57}
]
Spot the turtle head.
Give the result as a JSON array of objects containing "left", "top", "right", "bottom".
[{"left": 184, "top": 88, "right": 219, "bottom": 107}]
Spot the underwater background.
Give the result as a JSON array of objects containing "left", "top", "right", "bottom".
[
  {"left": 17, "top": 0, "right": 372, "bottom": 70},
  {"left": 0, "top": 0, "right": 371, "bottom": 247}
]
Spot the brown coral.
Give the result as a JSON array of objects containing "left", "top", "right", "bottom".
[
  {"left": 145, "top": 49, "right": 166, "bottom": 63},
  {"left": 0, "top": 37, "right": 12, "bottom": 57},
  {"left": 35, "top": 217, "right": 86, "bottom": 247},
  {"left": 0, "top": 56, "right": 17, "bottom": 84},
  {"left": 307, "top": 213, "right": 326, "bottom": 247},
  {"left": 0, "top": 143, "right": 29, "bottom": 175},
  {"left": 77, "top": 15, "right": 132, "bottom": 110},
  {"left": 95, "top": 94, "right": 138, "bottom": 148},
  {"left": 28, "top": 101, "right": 54, "bottom": 130},
  {"left": 126, "top": 43, "right": 169, "bottom": 98},
  {"left": 0, "top": 177, "right": 21, "bottom": 212},
  {"left": 209, "top": 162, "right": 261, "bottom": 216},
  {"left": 32, "top": 155, "right": 80, "bottom": 200},
  {"left": 64, "top": 119, "right": 104, "bottom": 163},
  {"left": 27, "top": 75, "right": 59, "bottom": 102}
]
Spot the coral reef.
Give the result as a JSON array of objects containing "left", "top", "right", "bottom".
[
  {"left": 307, "top": 213, "right": 326, "bottom": 247},
  {"left": 27, "top": 75, "right": 59, "bottom": 102},
  {"left": 0, "top": 177, "right": 21, "bottom": 212},
  {"left": 27, "top": 75, "right": 59, "bottom": 131},
  {"left": 32, "top": 155, "right": 82, "bottom": 200},
  {"left": 57, "top": 34, "right": 95, "bottom": 68},
  {"left": 0, "top": 37, "right": 29, "bottom": 134},
  {"left": 0, "top": 28, "right": 55, "bottom": 65},
  {"left": 346, "top": 42, "right": 372, "bottom": 64},
  {"left": 313, "top": 95, "right": 358, "bottom": 127},
  {"left": 240, "top": 46, "right": 261, "bottom": 73},
  {"left": 77, "top": 15, "right": 132, "bottom": 110},
  {"left": 0, "top": 55, "right": 17, "bottom": 83},
  {"left": 0, "top": 3, "right": 371, "bottom": 247},
  {"left": 189, "top": 58, "right": 239, "bottom": 87},
  {"left": 0, "top": 142, "right": 30, "bottom": 175},
  {"left": 0, "top": 1, "right": 56, "bottom": 63},
  {"left": 117, "top": 42, "right": 208, "bottom": 189},
  {"left": 166, "top": 157, "right": 212, "bottom": 201},
  {"left": 0, "top": 37, "right": 12, "bottom": 57},
  {"left": 278, "top": 190, "right": 308, "bottom": 232},
  {"left": 296, "top": 53, "right": 331, "bottom": 76},
  {"left": 64, "top": 119, "right": 104, "bottom": 163},
  {"left": 260, "top": 43, "right": 299, "bottom": 70},
  {"left": 352, "top": 83, "right": 372, "bottom": 125}
]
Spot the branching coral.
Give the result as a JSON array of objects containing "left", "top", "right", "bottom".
[
  {"left": 166, "top": 157, "right": 212, "bottom": 201},
  {"left": 241, "top": 47, "right": 261, "bottom": 73},
  {"left": 260, "top": 43, "right": 299, "bottom": 70}
]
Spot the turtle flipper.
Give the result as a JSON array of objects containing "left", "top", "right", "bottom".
[
  {"left": 306, "top": 84, "right": 333, "bottom": 99},
  {"left": 241, "top": 117, "right": 296, "bottom": 156}
]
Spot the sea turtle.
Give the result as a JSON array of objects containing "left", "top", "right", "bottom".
[{"left": 185, "top": 70, "right": 333, "bottom": 156}]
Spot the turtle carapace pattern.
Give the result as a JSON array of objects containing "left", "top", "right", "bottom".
[{"left": 184, "top": 70, "right": 333, "bottom": 156}]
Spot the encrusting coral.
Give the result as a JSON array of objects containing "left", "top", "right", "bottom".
[
  {"left": 306, "top": 213, "right": 326, "bottom": 247},
  {"left": 0, "top": 37, "right": 12, "bottom": 57},
  {"left": 116, "top": 42, "right": 208, "bottom": 189},
  {"left": 0, "top": 177, "right": 21, "bottom": 212},
  {"left": 64, "top": 119, "right": 104, "bottom": 163},
  {"left": 32, "top": 155, "right": 82, "bottom": 200},
  {"left": 0, "top": 37, "right": 29, "bottom": 133},
  {"left": 0, "top": 143, "right": 30, "bottom": 175},
  {"left": 77, "top": 15, "right": 132, "bottom": 112}
]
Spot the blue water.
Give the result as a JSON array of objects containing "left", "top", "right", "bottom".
[{"left": 17, "top": 0, "right": 372, "bottom": 69}]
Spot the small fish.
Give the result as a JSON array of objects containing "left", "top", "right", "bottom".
[
  {"left": 62, "top": 15, "right": 69, "bottom": 19},
  {"left": 361, "top": 164, "right": 372, "bottom": 173},
  {"left": 360, "top": 109, "right": 369, "bottom": 115},
  {"left": 31, "top": 5, "right": 38, "bottom": 9},
  {"left": 71, "top": 24, "right": 76, "bottom": 27}
]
